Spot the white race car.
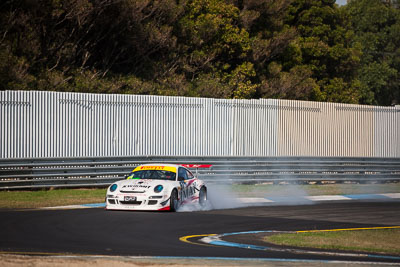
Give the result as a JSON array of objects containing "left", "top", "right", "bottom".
[{"left": 105, "top": 163, "right": 209, "bottom": 211}]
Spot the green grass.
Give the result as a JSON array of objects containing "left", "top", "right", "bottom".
[
  {"left": 0, "top": 183, "right": 399, "bottom": 209},
  {"left": 0, "top": 188, "right": 106, "bottom": 209},
  {"left": 264, "top": 228, "right": 400, "bottom": 255}
]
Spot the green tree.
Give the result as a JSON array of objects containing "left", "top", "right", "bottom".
[
  {"left": 0, "top": 0, "right": 185, "bottom": 93},
  {"left": 177, "top": 0, "right": 255, "bottom": 98},
  {"left": 233, "top": 0, "right": 304, "bottom": 98},
  {"left": 3, "top": 0, "right": 395, "bottom": 105},
  {"left": 281, "top": 0, "right": 362, "bottom": 103},
  {"left": 345, "top": 0, "right": 400, "bottom": 105}
]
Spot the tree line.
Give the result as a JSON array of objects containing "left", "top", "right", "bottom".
[{"left": 1, "top": 0, "right": 399, "bottom": 105}]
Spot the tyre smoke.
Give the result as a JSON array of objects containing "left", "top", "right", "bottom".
[{"left": 177, "top": 183, "right": 314, "bottom": 212}]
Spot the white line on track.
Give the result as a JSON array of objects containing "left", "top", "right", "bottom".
[{"left": 39, "top": 193, "right": 400, "bottom": 210}]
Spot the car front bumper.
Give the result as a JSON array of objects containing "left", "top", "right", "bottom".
[{"left": 105, "top": 194, "right": 170, "bottom": 211}]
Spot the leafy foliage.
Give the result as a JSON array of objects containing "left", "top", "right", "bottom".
[
  {"left": 344, "top": 0, "right": 400, "bottom": 105},
  {"left": 0, "top": 0, "right": 399, "bottom": 105}
]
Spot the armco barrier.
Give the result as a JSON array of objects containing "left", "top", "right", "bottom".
[{"left": 1, "top": 156, "right": 400, "bottom": 190}]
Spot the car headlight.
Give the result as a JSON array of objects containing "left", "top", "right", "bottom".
[
  {"left": 110, "top": 184, "right": 118, "bottom": 192},
  {"left": 154, "top": 185, "right": 163, "bottom": 193}
]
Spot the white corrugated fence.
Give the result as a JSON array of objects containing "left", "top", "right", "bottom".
[{"left": 1, "top": 90, "right": 399, "bottom": 158}]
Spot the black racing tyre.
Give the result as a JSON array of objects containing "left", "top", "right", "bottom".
[
  {"left": 170, "top": 189, "right": 179, "bottom": 212},
  {"left": 199, "top": 186, "right": 207, "bottom": 207}
]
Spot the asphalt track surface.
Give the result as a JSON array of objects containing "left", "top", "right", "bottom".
[{"left": 0, "top": 201, "right": 399, "bottom": 264}]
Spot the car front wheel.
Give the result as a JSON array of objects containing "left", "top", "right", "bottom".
[{"left": 170, "top": 190, "right": 179, "bottom": 212}]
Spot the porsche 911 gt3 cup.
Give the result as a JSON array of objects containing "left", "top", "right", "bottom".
[{"left": 106, "top": 163, "right": 208, "bottom": 211}]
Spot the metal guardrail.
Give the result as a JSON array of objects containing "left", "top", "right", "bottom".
[{"left": 1, "top": 156, "right": 400, "bottom": 190}]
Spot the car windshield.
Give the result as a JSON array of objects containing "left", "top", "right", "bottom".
[{"left": 127, "top": 170, "right": 176, "bottom": 181}]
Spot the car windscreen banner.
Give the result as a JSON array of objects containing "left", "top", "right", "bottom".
[{"left": 132, "top": 165, "right": 177, "bottom": 173}]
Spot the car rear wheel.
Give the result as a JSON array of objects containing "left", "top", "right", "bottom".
[
  {"left": 199, "top": 187, "right": 207, "bottom": 207},
  {"left": 170, "top": 190, "right": 179, "bottom": 212}
]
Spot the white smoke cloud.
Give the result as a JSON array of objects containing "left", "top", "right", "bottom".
[{"left": 177, "top": 184, "right": 245, "bottom": 212}]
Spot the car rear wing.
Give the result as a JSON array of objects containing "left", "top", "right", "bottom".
[{"left": 180, "top": 164, "right": 212, "bottom": 175}]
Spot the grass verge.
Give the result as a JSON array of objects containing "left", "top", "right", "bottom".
[
  {"left": 0, "top": 183, "right": 399, "bottom": 209},
  {"left": 263, "top": 228, "right": 400, "bottom": 255},
  {"left": 0, "top": 188, "right": 106, "bottom": 209}
]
